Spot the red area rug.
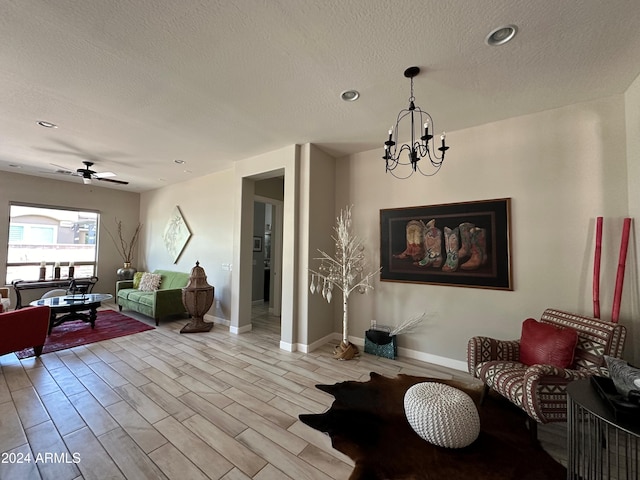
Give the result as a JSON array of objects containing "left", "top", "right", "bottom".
[{"left": 16, "top": 309, "right": 154, "bottom": 359}]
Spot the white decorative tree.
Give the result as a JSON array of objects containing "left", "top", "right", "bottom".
[{"left": 309, "top": 206, "right": 379, "bottom": 360}]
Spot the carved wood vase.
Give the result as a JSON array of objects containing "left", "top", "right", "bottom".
[{"left": 180, "top": 261, "right": 214, "bottom": 333}]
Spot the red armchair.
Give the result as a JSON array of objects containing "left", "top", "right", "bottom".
[{"left": 0, "top": 306, "right": 50, "bottom": 357}]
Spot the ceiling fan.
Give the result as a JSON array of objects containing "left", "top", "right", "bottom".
[{"left": 52, "top": 161, "right": 129, "bottom": 185}]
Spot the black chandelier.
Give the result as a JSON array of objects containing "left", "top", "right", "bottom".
[{"left": 383, "top": 67, "right": 449, "bottom": 179}]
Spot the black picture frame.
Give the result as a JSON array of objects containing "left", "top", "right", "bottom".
[
  {"left": 253, "top": 236, "right": 263, "bottom": 252},
  {"left": 380, "top": 198, "right": 512, "bottom": 290}
]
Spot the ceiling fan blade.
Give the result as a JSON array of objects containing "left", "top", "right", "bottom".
[
  {"left": 50, "top": 163, "right": 74, "bottom": 173},
  {"left": 97, "top": 177, "right": 129, "bottom": 185},
  {"left": 94, "top": 171, "right": 116, "bottom": 178}
]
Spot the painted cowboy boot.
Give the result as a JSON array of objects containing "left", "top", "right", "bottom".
[
  {"left": 458, "top": 222, "right": 474, "bottom": 261},
  {"left": 394, "top": 220, "right": 425, "bottom": 261},
  {"left": 461, "top": 227, "right": 487, "bottom": 270},
  {"left": 416, "top": 219, "right": 442, "bottom": 267},
  {"left": 442, "top": 226, "right": 460, "bottom": 272}
]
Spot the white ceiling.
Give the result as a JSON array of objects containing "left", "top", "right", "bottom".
[{"left": 2, "top": 0, "right": 640, "bottom": 192}]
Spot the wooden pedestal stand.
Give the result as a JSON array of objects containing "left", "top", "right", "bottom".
[{"left": 180, "top": 261, "right": 215, "bottom": 334}]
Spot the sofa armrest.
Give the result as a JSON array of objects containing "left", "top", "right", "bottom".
[
  {"left": 521, "top": 364, "right": 603, "bottom": 423},
  {"left": 467, "top": 336, "right": 520, "bottom": 377},
  {"left": 116, "top": 280, "right": 134, "bottom": 292},
  {"left": 0, "top": 306, "right": 50, "bottom": 356},
  {"left": 153, "top": 288, "right": 186, "bottom": 319},
  {"left": 525, "top": 364, "right": 608, "bottom": 384}
]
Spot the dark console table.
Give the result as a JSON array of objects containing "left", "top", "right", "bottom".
[
  {"left": 12, "top": 277, "right": 98, "bottom": 309},
  {"left": 567, "top": 378, "right": 639, "bottom": 480}
]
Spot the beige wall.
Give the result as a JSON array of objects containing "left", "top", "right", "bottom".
[
  {"left": 139, "top": 169, "right": 235, "bottom": 321},
  {"left": 0, "top": 171, "right": 140, "bottom": 303},
  {"left": 336, "top": 95, "right": 637, "bottom": 367},
  {"left": 625, "top": 71, "right": 640, "bottom": 364},
  {"left": 300, "top": 144, "right": 337, "bottom": 348}
]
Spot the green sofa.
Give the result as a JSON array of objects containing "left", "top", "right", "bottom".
[{"left": 116, "top": 269, "right": 190, "bottom": 325}]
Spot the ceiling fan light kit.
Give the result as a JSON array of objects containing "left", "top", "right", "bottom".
[
  {"left": 382, "top": 67, "right": 449, "bottom": 179},
  {"left": 50, "top": 160, "right": 129, "bottom": 185}
]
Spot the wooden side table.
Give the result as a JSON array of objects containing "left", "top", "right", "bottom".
[{"left": 566, "top": 378, "right": 639, "bottom": 480}]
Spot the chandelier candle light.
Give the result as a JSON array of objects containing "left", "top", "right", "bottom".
[
  {"left": 383, "top": 66, "right": 449, "bottom": 179},
  {"left": 309, "top": 206, "right": 379, "bottom": 360}
]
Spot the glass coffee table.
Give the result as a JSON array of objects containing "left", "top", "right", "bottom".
[{"left": 31, "top": 293, "right": 113, "bottom": 335}]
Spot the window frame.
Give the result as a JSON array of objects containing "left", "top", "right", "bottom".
[{"left": 5, "top": 202, "right": 101, "bottom": 284}]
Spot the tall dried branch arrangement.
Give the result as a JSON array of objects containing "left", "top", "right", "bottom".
[
  {"left": 309, "top": 206, "right": 379, "bottom": 360},
  {"left": 105, "top": 218, "right": 142, "bottom": 264}
]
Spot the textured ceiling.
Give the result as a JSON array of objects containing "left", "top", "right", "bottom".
[{"left": 1, "top": 0, "right": 640, "bottom": 192}]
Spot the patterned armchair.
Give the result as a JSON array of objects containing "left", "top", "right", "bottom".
[{"left": 467, "top": 309, "right": 626, "bottom": 436}]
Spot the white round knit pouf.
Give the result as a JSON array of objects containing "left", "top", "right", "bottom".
[{"left": 404, "top": 382, "right": 480, "bottom": 448}]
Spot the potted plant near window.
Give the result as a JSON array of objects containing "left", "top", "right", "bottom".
[{"left": 106, "top": 218, "right": 142, "bottom": 280}]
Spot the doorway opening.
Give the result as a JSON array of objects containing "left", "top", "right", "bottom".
[{"left": 251, "top": 188, "right": 284, "bottom": 342}]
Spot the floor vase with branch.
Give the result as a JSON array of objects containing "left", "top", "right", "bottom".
[
  {"left": 309, "top": 206, "right": 378, "bottom": 360},
  {"left": 106, "top": 218, "right": 142, "bottom": 280}
]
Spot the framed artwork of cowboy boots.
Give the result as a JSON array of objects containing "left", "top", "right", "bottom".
[{"left": 380, "top": 198, "right": 512, "bottom": 290}]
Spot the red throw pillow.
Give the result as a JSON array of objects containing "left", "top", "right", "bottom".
[{"left": 519, "top": 318, "right": 578, "bottom": 369}]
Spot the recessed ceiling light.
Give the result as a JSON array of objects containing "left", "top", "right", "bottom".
[
  {"left": 485, "top": 25, "right": 518, "bottom": 46},
  {"left": 174, "top": 159, "right": 185, "bottom": 164},
  {"left": 340, "top": 90, "right": 360, "bottom": 102},
  {"left": 37, "top": 120, "right": 58, "bottom": 128}
]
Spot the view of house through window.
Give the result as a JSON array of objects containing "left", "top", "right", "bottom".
[{"left": 6, "top": 204, "right": 99, "bottom": 284}]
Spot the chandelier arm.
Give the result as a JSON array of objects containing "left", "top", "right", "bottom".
[
  {"left": 382, "top": 67, "right": 450, "bottom": 178},
  {"left": 414, "top": 161, "right": 443, "bottom": 177},
  {"left": 387, "top": 166, "right": 418, "bottom": 180}
]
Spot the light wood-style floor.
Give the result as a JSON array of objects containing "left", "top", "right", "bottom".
[{"left": 0, "top": 302, "right": 567, "bottom": 479}]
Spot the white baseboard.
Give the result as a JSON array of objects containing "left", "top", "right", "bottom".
[
  {"left": 396, "top": 347, "right": 468, "bottom": 372},
  {"left": 296, "top": 332, "right": 339, "bottom": 353},
  {"left": 297, "top": 332, "right": 467, "bottom": 372},
  {"left": 203, "top": 313, "right": 252, "bottom": 334},
  {"left": 230, "top": 323, "right": 252, "bottom": 334},
  {"left": 279, "top": 340, "right": 296, "bottom": 352},
  {"left": 204, "top": 313, "right": 229, "bottom": 327},
  {"left": 220, "top": 321, "right": 467, "bottom": 372}
]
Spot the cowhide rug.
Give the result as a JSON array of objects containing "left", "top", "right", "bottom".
[{"left": 299, "top": 372, "right": 565, "bottom": 480}]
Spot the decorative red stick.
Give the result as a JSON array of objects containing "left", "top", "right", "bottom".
[
  {"left": 593, "top": 217, "right": 603, "bottom": 318},
  {"left": 611, "top": 218, "right": 631, "bottom": 323}
]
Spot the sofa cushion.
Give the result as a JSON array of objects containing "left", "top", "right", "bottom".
[
  {"left": 154, "top": 270, "right": 190, "bottom": 289},
  {"left": 117, "top": 288, "right": 137, "bottom": 300},
  {"left": 477, "top": 360, "right": 527, "bottom": 408},
  {"left": 126, "top": 290, "right": 154, "bottom": 305},
  {"left": 135, "top": 293, "right": 155, "bottom": 308},
  {"left": 139, "top": 272, "right": 162, "bottom": 291},
  {"left": 520, "top": 318, "right": 578, "bottom": 368},
  {"left": 133, "top": 271, "right": 146, "bottom": 289}
]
